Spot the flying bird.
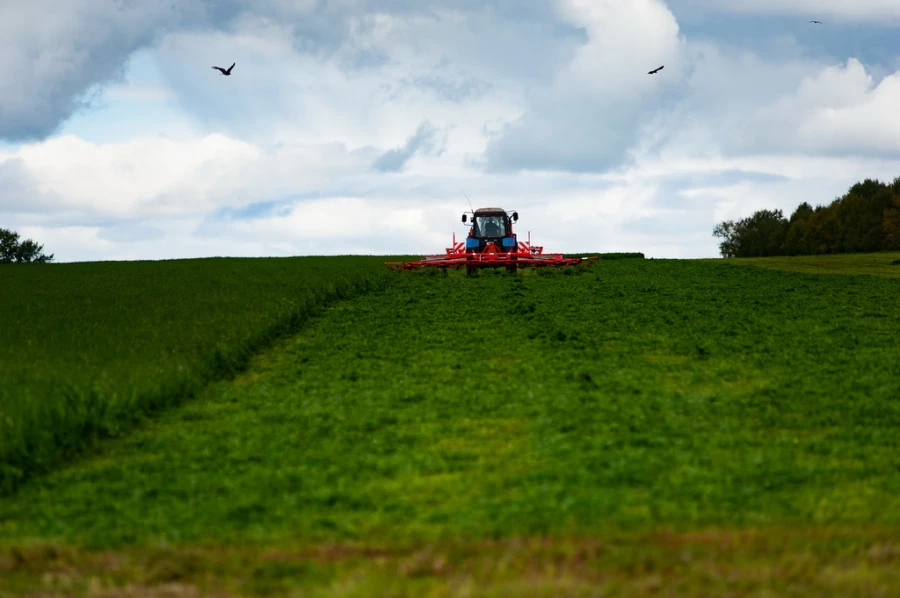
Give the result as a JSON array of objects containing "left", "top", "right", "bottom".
[
  {"left": 212, "top": 62, "right": 235, "bottom": 76},
  {"left": 648, "top": 65, "right": 664, "bottom": 75},
  {"left": 809, "top": 20, "right": 823, "bottom": 24}
]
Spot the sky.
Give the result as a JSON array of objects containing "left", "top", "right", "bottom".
[{"left": 2, "top": 0, "right": 900, "bottom": 262}]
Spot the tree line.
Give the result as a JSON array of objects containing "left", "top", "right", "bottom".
[
  {"left": 713, "top": 177, "right": 900, "bottom": 258},
  {"left": 1, "top": 228, "right": 54, "bottom": 263}
]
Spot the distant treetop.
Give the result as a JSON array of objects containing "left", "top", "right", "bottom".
[{"left": 0, "top": 228, "right": 54, "bottom": 263}]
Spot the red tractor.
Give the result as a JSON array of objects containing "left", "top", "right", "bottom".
[{"left": 386, "top": 207, "right": 597, "bottom": 273}]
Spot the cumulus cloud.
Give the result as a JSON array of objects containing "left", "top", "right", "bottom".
[
  {"left": 148, "top": 5, "right": 578, "bottom": 151},
  {"left": 680, "top": 0, "right": 900, "bottom": 22},
  {"left": 483, "top": 0, "right": 685, "bottom": 173},
  {"left": 0, "top": 0, "right": 578, "bottom": 143},
  {"left": 0, "top": 133, "right": 390, "bottom": 225},
  {"left": 631, "top": 51, "right": 900, "bottom": 161},
  {"left": 0, "top": 0, "right": 193, "bottom": 140},
  {"left": 7, "top": 130, "right": 898, "bottom": 263},
  {"left": 372, "top": 121, "right": 446, "bottom": 171},
  {"left": 737, "top": 59, "right": 900, "bottom": 155}
]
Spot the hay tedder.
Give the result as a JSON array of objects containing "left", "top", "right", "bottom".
[{"left": 385, "top": 207, "right": 597, "bottom": 273}]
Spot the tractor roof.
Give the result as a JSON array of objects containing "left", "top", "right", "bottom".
[{"left": 474, "top": 207, "right": 508, "bottom": 215}]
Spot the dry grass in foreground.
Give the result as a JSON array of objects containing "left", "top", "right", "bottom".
[{"left": 2, "top": 528, "right": 899, "bottom": 597}]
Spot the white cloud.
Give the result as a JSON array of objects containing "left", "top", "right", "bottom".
[
  {"left": 13, "top": 121, "right": 900, "bottom": 262},
  {"left": 609, "top": 42, "right": 900, "bottom": 167},
  {"left": 483, "top": 0, "right": 685, "bottom": 172},
  {"left": 684, "top": 0, "right": 900, "bottom": 22},
  {"left": 0, "top": 0, "right": 573, "bottom": 143},
  {"left": 717, "top": 59, "right": 900, "bottom": 155},
  {"left": 149, "top": 7, "right": 559, "bottom": 151},
  {"left": 6, "top": 134, "right": 260, "bottom": 217},
  {"left": 555, "top": 0, "right": 684, "bottom": 98},
  {"left": 0, "top": 0, "right": 190, "bottom": 140}
]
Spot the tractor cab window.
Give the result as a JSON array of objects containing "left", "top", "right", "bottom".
[{"left": 475, "top": 215, "right": 507, "bottom": 237}]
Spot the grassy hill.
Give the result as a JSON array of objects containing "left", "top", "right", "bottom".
[
  {"left": 0, "top": 257, "right": 398, "bottom": 494},
  {"left": 2, "top": 254, "right": 899, "bottom": 596}
]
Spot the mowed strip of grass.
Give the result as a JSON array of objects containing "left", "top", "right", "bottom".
[
  {"left": 0, "top": 256, "right": 398, "bottom": 495},
  {"left": 710, "top": 251, "right": 900, "bottom": 278},
  {"left": 2, "top": 259, "right": 900, "bottom": 595}
]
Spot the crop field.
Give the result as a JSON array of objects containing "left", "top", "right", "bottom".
[
  {"left": 0, "top": 257, "right": 398, "bottom": 494},
  {"left": 2, "top": 254, "right": 900, "bottom": 596},
  {"left": 711, "top": 251, "right": 900, "bottom": 278}
]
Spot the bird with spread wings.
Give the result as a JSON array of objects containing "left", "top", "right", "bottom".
[{"left": 212, "top": 62, "right": 236, "bottom": 76}]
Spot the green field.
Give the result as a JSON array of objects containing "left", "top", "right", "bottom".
[
  {"left": 0, "top": 257, "right": 398, "bottom": 494},
  {"left": 707, "top": 251, "right": 900, "bottom": 278},
  {"left": 2, "top": 254, "right": 899, "bottom": 596}
]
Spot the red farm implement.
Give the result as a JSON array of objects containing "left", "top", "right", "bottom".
[{"left": 385, "top": 207, "right": 598, "bottom": 273}]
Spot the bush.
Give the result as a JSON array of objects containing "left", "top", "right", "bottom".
[{"left": 597, "top": 253, "right": 645, "bottom": 260}]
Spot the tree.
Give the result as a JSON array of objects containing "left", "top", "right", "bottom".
[
  {"left": 884, "top": 193, "right": 900, "bottom": 251},
  {"left": 0, "top": 228, "right": 54, "bottom": 263},
  {"left": 712, "top": 220, "right": 739, "bottom": 258},
  {"left": 712, "top": 209, "right": 788, "bottom": 258},
  {"left": 746, "top": 209, "right": 788, "bottom": 257},
  {"left": 819, "top": 199, "right": 843, "bottom": 253},
  {"left": 784, "top": 202, "right": 814, "bottom": 255}
]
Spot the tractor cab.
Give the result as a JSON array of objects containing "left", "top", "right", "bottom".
[{"left": 461, "top": 207, "right": 519, "bottom": 253}]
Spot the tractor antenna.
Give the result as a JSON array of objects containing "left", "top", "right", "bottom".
[{"left": 464, "top": 194, "right": 474, "bottom": 213}]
